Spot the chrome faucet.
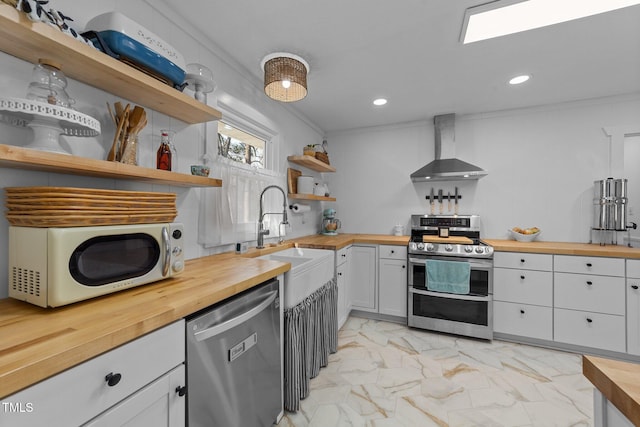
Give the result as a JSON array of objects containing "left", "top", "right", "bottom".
[{"left": 257, "top": 185, "right": 288, "bottom": 249}]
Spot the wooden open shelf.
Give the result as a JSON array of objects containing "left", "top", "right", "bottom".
[
  {"left": 0, "top": 144, "right": 222, "bottom": 187},
  {"left": 288, "top": 193, "right": 336, "bottom": 202},
  {"left": 287, "top": 155, "right": 336, "bottom": 173},
  {"left": 0, "top": 4, "right": 221, "bottom": 124}
]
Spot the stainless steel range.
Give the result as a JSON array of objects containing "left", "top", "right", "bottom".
[{"left": 407, "top": 214, "right": 494, "bottom": 340}]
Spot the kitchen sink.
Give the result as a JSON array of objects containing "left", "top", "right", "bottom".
[{"left": 258, "top": 247, "right": 334, "bottom": 308}]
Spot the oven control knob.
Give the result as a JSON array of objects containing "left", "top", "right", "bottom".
[
  {"left": 444, "top": 244, "right": 453, "bottom": 252},
  {"left": 417, "top": 242, "right": 425, "bottom": 250},
  {"left": 475, "top": 246, "right": 484, "bottom": 254},
  {"left": 464, "top": 245, "right": 473, "bottom": 253},
  {"left": 426, "top": 243, "right": 435, "bottom": 252}
]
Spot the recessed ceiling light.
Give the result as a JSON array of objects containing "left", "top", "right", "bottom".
[
  {"left": 461, "top": 0, "right": 640, "bottom": 44},
  {"left": 509, "top": 74, "right": 531, "bottom": 85},
  {"left": 373, "top": 98, "right": 387, "bottom": 106}
]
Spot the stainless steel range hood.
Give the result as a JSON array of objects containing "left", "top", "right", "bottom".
[{"left": 410, "top": 114, "right": 487, "bottom": 182}]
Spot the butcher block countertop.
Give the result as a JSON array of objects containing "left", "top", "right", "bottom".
[
  {"left": 583, "top": 355, "right": 640, "bottom": 425},
  {"left": 0, "top": 254, "right": 290, "bottom": 399},
  {"left": 484, "top": 239, "right": 640, "bottom": 259}
]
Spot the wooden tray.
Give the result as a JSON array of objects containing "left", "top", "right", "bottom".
[
  {"left": 6, "top": 213, "right": 177, "bottom": 227},
  {"left": 287, "top": 168, "right": 302, "bottom": 194},
  {"left": 5, "top": 187, "right": 175, "bottom": 201},
  {"left": 423, "top": 235, "right": 473, "bottom": 244},
  {"left": 5, "top": 198, "right": 175, "bottom": 208},
  {"left": 6, "top": 208, "right": 177, "bottom": 215}
]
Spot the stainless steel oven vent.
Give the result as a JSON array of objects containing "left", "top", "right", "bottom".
[{"left": 411, "top": 114, "right": 487, "bottom": 182}]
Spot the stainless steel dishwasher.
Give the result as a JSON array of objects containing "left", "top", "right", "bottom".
[{"left": 186, "top": 278, "right": 282, "bottom": 427}]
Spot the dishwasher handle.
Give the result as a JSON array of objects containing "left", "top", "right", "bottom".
[{"left": 194, "top": 290, "right": 278, "bottom": 342}]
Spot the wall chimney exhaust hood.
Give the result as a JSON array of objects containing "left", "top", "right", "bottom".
[{"left": 410, "top": 114, "right": 487, "bottom": 182}]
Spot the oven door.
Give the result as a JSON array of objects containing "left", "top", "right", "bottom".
[
  {"left": 408, "top": 255, "right": 493, "bottom": 296},
  {"left": 407, "top": 255, "right": 493, "bottom": 339}
]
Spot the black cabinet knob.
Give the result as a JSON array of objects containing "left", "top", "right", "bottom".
[
  {"left": 586, "top": 318, "right": 593, "bottom": 323},
  {"left": 586, "top": 263, "right": 593, "bottom": 267},
  {"left": 402, "top": 265, "right": 406, "bottom": 269},
  {"left": 520, "top": 275, "right": 525, "bottom": 280},
  {"left": 632, "top": 285, "right": 639, "bottom": 290},
  {"left": 176, "top": 386, "right": 187, "bottom": 397},
  {"left": 520, "top": 309, "right": 525, "bottom": 314},
  {"left": 520, "top": 259, "right": 525, "bottom": 263},
  {"left": 105, "top": 372, "right": 122, "bottom": 387},
  {"left": 338, "top": 272, "right": 342, "bottom": 276},
  {"left": 586, "top": 281, "right": 593, "bottom": 286},
  {"left": 391, "top": 250, "right": 395, "bottom": 254}
]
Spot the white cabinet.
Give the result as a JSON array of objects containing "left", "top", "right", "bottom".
[
  {"left": 4, "top": 321, "right": 186, "bottom": 427},
  {"left": 378, "top": 245, "right": 407, "bottom": 318},
  {"left": 493, "top": 252, "right": 553, "bottom": 340},
  {"left": 627, "top": 259, "right": 640, "bottom": 355},
  {"left": 350, "top": 245, "right": 378, "bottom": 312},
  {"left": 336, "top": 245, "right": 352, "bottom": 329},
  {"left": 554, "top": 255, "right": 625, "bottom": 352},
  {"left": 84, "top": 365, "right": 185, "bottom": 426}
]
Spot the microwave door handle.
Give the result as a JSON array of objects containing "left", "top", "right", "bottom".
[
  {"left": 162, "top": 226, "right": 171, "bottom": 276},
  {"left": 409, "top": 287, "right": 490, "bottom": 302}
]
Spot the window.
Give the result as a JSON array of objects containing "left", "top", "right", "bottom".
[{"left": 217, "top": 122, "right": 266, "bottom": 169}]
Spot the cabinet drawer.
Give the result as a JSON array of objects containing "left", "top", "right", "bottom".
[
  {"left": 554, "top": 255, "right": 624, "bottom": 277},
  {"left": 554, "top": 272, "right": 625, "bottom": 315},
  {"left": 494, "top": 301, "right": 552, "bottom": 340},
  {"left": 493, "top": 252, "right": 552, "bottom": 271},
  {"left": 379, "top": 244, "right": 407, "bottom": 260},
  {"left": 627, "top": 259, "right": 640, "bottom": 279},
  {"left": 554, "top": 308, "right": 625, "bottom": 352},
  {"left": 5, "top": 321, "right": 185, "bottom": 427},
  {"left": 336, "top": 245, "right": 350, "bottom": 266},
  {"left": 494, "top": 268, "right": 552, "bottom": 306}
]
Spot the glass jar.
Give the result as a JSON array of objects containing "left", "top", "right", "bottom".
[
  {"left": 26, "top": 59, "right": 75, "bottom": 108},
  {"left": 120, "top": 134, "right": 138, "bottom": 165}
]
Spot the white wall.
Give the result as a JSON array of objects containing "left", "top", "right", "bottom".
[
  {"left": 0, "top": 0, "right": 325, "bottom": 299},
  {"left": 325, "top": 95, "right": 640, "bottom": 242}
]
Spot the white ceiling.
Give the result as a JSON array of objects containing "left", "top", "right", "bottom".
[{"left": 169, "top": 1, "right": 640, "bottom": 133}]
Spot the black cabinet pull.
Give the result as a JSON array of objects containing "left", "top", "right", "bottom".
[
  {"left": 520, "top": 309, "right": 525, "bottom": 314},
  {"left": 632, "top": 285, "right": 639, "bottom": 290},
  {"left": 586, "top": 281, "right": 593, "bottom": 286},
  {"left": 338, "top": 272, "right": 342, "bottom": 276},
  {"left": 105, "top": 372, "right": 122, "bottom": 387},
  {"left": 342, "top": 254, "right": 346, "bottom": 258},
  {"left": 402, "top": 265, "right": 406, "bottom": 269},
  {"left": 586, "top": 318, "right": 593, "bottom": 323},
  {"left": 391, "top": 250, "right": 395, "bottom": 254},
  {"left": 520, "top": 275, "right": 525, "bottom": 280},
  {"left": 586, "top": 263, "right": 593, "bottom": 267},
  {"left": 176, "top": 386, "right": 187, "bottom": 397},
  {"left": 520, "top": 259, "right": 525, "bottom": 263}
]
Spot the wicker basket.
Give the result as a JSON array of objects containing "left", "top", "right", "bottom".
[{"left": 315, "top": 151, "right": 330, "bottom": 164}]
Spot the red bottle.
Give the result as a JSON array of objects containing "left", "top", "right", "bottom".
[{"left": 157, "top": 131, "right": 172, "bottom": 171}]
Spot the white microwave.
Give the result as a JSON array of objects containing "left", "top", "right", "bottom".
[{"left": 8, "top": 223, "right": 185, "bottom": 307}]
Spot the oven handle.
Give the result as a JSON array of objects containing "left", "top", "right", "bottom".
[
  {"left": 408, "top": 257, "right": 493, "bottom": 270},
  {"left": 409, "top": 287, "right": 491, "bottom": 302}
]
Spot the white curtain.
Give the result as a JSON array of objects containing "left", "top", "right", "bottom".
[{"left": 199, "top": 158, "right": 286, "bottom": 248}]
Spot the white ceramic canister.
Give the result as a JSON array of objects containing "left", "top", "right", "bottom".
[{"left": 297, "top": 176, "right": 314, "bottom": 194}]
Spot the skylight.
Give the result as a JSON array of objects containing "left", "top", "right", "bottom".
[{"left": 461, "top": 0, "right": 640, "bottom": 44}]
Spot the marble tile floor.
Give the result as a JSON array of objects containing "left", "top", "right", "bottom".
[{"left": 277, "top": 316, "right": 594, "bottom": 427}]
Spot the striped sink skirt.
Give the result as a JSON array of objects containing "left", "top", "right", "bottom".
[{"left": 283, "top": 277, "right": 338, "bottom": 412}]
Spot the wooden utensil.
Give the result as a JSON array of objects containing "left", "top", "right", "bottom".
[{"left": 108, "top": 104, "right": 130, "bottom": 161}]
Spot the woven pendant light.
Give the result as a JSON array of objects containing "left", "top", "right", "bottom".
[{"left": 261, "top": 53, "right": 309, "bottom": 102}]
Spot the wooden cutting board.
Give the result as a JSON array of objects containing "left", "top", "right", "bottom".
[
  {"left": 423, "top": 235, "right": 473, "bottom": 244},
  {"left": 287, "top": 168, "right": 301, "bottom": 194}
]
